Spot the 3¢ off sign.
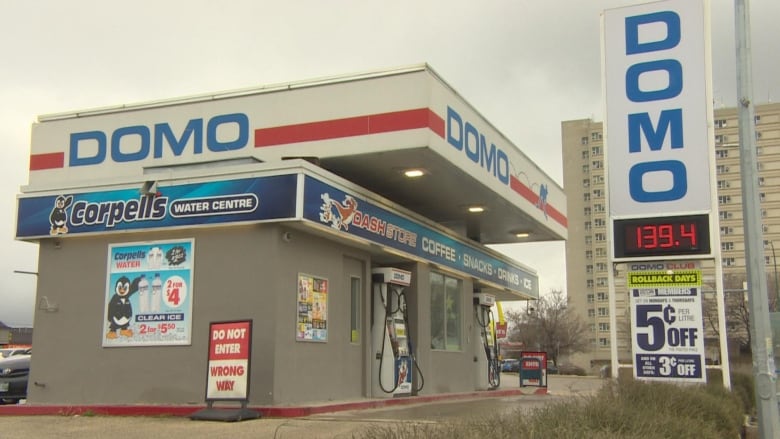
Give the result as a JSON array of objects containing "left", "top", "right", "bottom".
[{"left": 205, "top": 320, "right": 253, "bottom": 401}]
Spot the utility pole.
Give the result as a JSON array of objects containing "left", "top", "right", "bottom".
[{"left": 734, "top": 0, "right": 780, "bottom": 436}]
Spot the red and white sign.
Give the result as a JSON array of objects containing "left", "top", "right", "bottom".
[
  {"left": 206, "top": 320, "right": 252, "bottom": 400},
  {"left": 495, "top": 322, "right": 507, "bottom": 339}
]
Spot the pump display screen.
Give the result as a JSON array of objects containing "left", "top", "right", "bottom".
[{"left": 613, "top": 214, "right": 711, "bottom": 259}]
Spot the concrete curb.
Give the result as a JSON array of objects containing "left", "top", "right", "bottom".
[{"left": 0, "top": 387, "right": 543, "bottom": 418}]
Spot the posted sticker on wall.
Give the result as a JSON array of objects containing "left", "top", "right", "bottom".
[
  {"left": 206, "top": 320, "right": 252, "bottom": 401},
  {"left": 296, "top": 273, "right": 328, "bottom": 342},
  {"left": 102, "top": 239, "right": 194, "bottom": 347}
]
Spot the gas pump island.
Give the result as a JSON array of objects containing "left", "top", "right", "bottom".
[
  {"left": 474, "top": 292, "right": 501, "bottom": 390},
  {"left": 372, "top": 267, "right": 422, "bottom": 397}
]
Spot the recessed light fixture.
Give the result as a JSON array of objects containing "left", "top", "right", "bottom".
[
  {"left": 515, "top": 232, "right": 530, "bottom": 238},
  {"left": 467, "top": 206, "right": 485, "bottom": 213},
  {"left": 403, "top": 169, "right": 425, "bottom": 178}
]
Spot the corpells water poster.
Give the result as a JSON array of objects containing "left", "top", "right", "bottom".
[{"left": 102, "top": 239, "right": 194, "bottom": 347}]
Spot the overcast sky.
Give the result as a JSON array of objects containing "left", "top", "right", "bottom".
[{"left": 1, "top": 0, "right": 777, "bottom": 327}]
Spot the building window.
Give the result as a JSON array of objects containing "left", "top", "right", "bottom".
[
  {"left": 597, "top": 292, "right": 608, "bottom": 301},
  {"left": 722, "top": 258, "right": 736, "bottom": 267},
  {"left": 760, "top": 193, "right": 766, "bottom": 202},
  {"left": 582, "top": 151, "right": 589, "bottom": 159},
  {"left": 592, "top": 160, "right": 603, "bottom": 169},
  {"left": 716, "top": 149, "right": 728, "bottom": 158},
  {"left": 593, "top": 175, "right": 604, "bottom": 184},
  {"left": 718, "top": 195, "right": 731, "bottom": 204},
  {"left": 588, "top": 309, "right": 596, "bottom": 318},
  {"left": 597, "top": 278, "right": 608, "bottom": 287},
  {"left": 715, "top": 119, "right": 727, "bottom": 128},
  {"left": 584, "top": 193, "right": 591, "bottom": 202},
  {"left": 350, "top": 276, "right": 361, "bottom": 343},
  {"left": 587, "top": 280, "right": 594, "bottom": 288},
  {"left": 755, "top": 115, "right": 761, "bottom": 124},
  {"left": 720, "top": 226, "right": 733, "bottom": 235},
  {"left": 584, "top": 221, "right": 592, "bottom": 231},
  {"left": 585, "top": 236, "right": 592, "bottom": 245},
  {"left": 599, "top": 322, "right": 610, "bottom": 332},
  {"left": 430, "top": 272, "right": 462, "bottom": 351},
  {"left": 581, "top": 136, "right": 589, "bottom": 145},
  {"left": 583, "top": 164, "right": 589, "bottom": 173},
  {"left": 719, "top": 211, "right": 733, "bottom": 220},
  {"left": 591, "top": 132, "right": 602, "bottom": 141},
  {"left": 587, "top": 294, "right": 594, "bottom": 303},
  {"left": 759, "top": 177, "right": 765, "bottom": 186},
  {"left": 593, "top": 189, "right": 603, "bottom": 198},
  {"left": 589, "top": 324, "right": 596, "bottom": 332},
  {"left": 763, "top": 224, "right": 769, "bottom": 233},
  {"left": 594, "top": 204, "right": 605, "bottom": 213},
  {"left": 717, "top": 165, "right": 729, "bottom": 174},
  {"left": 717, "top": 180, "right": 730, "bottom": 189},
  {"left": 591, "top": 146, "right": 602, "bottom": 156},
  {"left": 598, "top": 307, "right": 609, "bottom": 317},
  {"left": 596, "top": 263, "right": 607, "bottom": 272},
  {"left": 586, "top": 265, "right": 593, "bottom": 274},
  {"left": 721, "top": 242, "right": 734, "bottom": 251},
  {"left": 594, "top": 218, "right": 606, "bottom": 227},
  {"left": 585, "top": 250, "right": 593, "bottom": 259},
  {"left": 584, "top": 207, "right": 591, "bottom": 216},
  {"left": 715, "top": 134, "right": 727, "bottom": 144},
  {"left": 595, "top": 233, "right": 606, "bottom": 242},
  {"left": 596, "top": 248, "right": 607, "bottom": 257},
  {"left": 599, "top": 338, "right": 609, "bottom": 347},
  {"left": 583, "top": 179, "right": 590, "bottom": 188}
]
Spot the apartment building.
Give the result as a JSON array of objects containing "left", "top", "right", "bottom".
[{"left": 562, "top": 102, "right": 780, "bottom": 372}]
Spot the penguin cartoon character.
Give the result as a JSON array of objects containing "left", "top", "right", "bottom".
[
  {"left": 106, "top": 275, "right": 142, "bottom": 340},
  {"left": 49, "top": 195, "right": 73, "bottom": 235}
]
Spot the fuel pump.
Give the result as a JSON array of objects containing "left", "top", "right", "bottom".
[
  {"left": 474, "top": 292, "right": 500, "bottom": 390},
  {"left": 371, "top": 267, "right": 423, "bottom": 397}
]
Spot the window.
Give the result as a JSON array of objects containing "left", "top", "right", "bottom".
[
  {"left": 719, "top": 211, "right": 733, "bottom": 220},
  {"left": 584, "top": 207, "right": 591, "bottom": 216},
  {"left": 715, "top": 134, "right": 727, "bottom": 144},
  {"left": 588, "top": 309, "right": 596, "bottom": 318},
  {"left": 589, "top": 324, "right": 596, "bottom": 332},
  {"left": 759, "top": 177, "right": 765, "bottom": 186},
  {"left": 717, "top": 180, "right": 730, "bottom": 189},
  {"left": 717, "top": 165, "right": 729, "bottom": 174},
  {"left": 755, "top": 115, "right": 761, "bottom": 124},
  {"left": 715, "top": 119, "right": 727, "bottom": 128},
  {"left": 597, "top": 292, "right": 608, "bottom": 302},
  {"left": 716, "top": 149, "right": 728, "bottom": 158},
  {"left": 722, "top": 257, "right": 736, "bottom": 267},
  {"left": 586, "top": 264, "right": 594, "bottom": 274},
  {"left": 593, "top": 189, "right": 603, "bottom": 198},
  {"left": 591, "top": 132, "right": 602, "bottom": 141},
  {"left": 592, "top": 160, "right": 603, "bottom": 169},
  {"left": 760, "top": 193, "right": 766, "bottom": 202},
  {"left": 599, "top": 322, "right": 610, "bottom": 332},
  {"left": 593, "top": 175, "right": 604, "bottom": 184},
  {"left": 594, "top": 204, "right": 605, "bottom": 213},
  {"left": 720, "top": 226, "right": 733, "bottom": 235},
  {"left": 591, "top": 146, "right": 602, "bottom": 156},
  {"left": 581, "top": 136, "right": 589, "bottom": 145},
  {"left": 721, "top": 242, "right": 734, "bottom": 251},
  {"left": 587, "top": 294, "right": 594, "bottom": 303},
  {"left": 582, "top": 151, "right": 589, "bottom": 159},
  {"left": 594, "top": 218, "right": 606, "bottom": 227},
  {"left": 718, "top": 195, "right": 731, "bottom": 204},
  {"left": 596, "top": 248, "right": 607, "bottom": 257},
  {"left": 584, "top": 221, "right": 592, "bottom": 231},
  {"left": 350, "top": 277, "right": 361, "bottom": 343},
  {"left": 595, "top": 233, "right": 606, "bottom": 242},
  {"left": 587, "top": 280, "right": 594, "bottom": 288},
  {"left": 584, "top": 193, "right": 591, "bottom": 202},
  {"left": 763, "top": 224, "right": 769, "bottom": 233},
  {"left": 596, "top": 263, "right": 607, "bottom": 272},
  {"left": 583, "top": 179, "right": 590, "bottom": 188},
  {"left": 599, "top": 338, "right": 609, "bottom": 347},
  {"left": 597, "top": 277, "right": 608, "bottom": 287},
  {"left": 585, "top": 236, "right": 592, "bottom": 245},
  {"left": 598, "top": 307, "right": 609, "bottom": 316},
  {"left": 585, "top": 250, "right": 593, "bottom": 260},
  {"left": 582, "top": 164, "right": 589, "bottom": 173},
  {"left": 430, "top": 272, "right": 462, "bottom": 351}
]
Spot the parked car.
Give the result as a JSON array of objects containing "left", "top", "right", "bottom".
[
  {"left": 0, "top": 350, "right": 30, "bottom": 404},
  {"left": 501, "top": 358, "right": 519, "bottom": 372},
  {"left": 0, "top": 348, "right": 29, "bottom": 358},
  {"left": 547, "top": 363, "right": 559, "bottom": 375},
  {"left": 557, "top": 364, "right": 587, "bottom": 376}
]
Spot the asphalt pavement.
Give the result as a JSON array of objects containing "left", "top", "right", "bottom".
[{"left": 0, "top": 374, "right": 606, "bottom": 439}]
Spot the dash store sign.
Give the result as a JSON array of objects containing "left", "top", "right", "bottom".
[{"left": 604, "top": 0, "right": 713, "bottom": 217}]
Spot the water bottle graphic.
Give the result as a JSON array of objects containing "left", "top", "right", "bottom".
[
  {"left": 151, "top": 273, "right": 162, "bottom": 313},
  {"left": 137, "top": 274, "right": 150, "bottom": 313}
]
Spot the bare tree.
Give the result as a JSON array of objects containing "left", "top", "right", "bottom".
[{"left": 505, "top": 290, "right": 589, "bottom": 366}]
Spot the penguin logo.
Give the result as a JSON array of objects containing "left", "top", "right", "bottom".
[
  {"left": 106, "top": 275, "right": 142, "bottom": 340},
  {"left": 49, "top": 195, "right": 73, "bottom": 235}
]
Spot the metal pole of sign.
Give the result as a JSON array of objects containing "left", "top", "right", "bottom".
[{"left": 734, "top": 0, "right": 780, "bottom": 435}]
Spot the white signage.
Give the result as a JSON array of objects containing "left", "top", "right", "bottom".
[
  {"left": 604, "top": 0, "right": 713, "bottom": 217},
  {"left": 628, "top": 263, "right": 706, "bottom": 383}
]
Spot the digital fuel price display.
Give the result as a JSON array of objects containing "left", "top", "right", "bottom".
[{"left": 613, "top": 214, "right": 711, "bottom": 259}]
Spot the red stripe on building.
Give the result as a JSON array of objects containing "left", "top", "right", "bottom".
[
  {"left": 29, "top": 152, "right": 65, "bottom": 170},
  {"left": 510, "top": 175, "right": 568, "bottom": 228},
  {"left": 254, "top": 108, "right": 443, "bottom": 147}
]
